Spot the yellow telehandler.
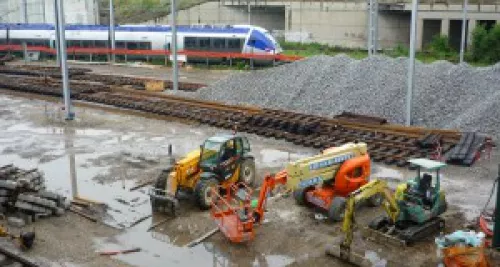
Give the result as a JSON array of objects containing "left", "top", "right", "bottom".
[{"left": 149, "top": 134, "right": 256, "bottom": 215}]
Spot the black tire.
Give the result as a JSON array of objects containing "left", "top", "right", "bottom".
[
  {"left": 194, "top": 178, "right": 219, "bottom": 210},
  {"left": 328, "top": 197, "right": 347, "bottom": 222},
  {"left": 238, "top": 159, "right": 256, "bottom": 186},
  {"left": 293, "top": 186, "right": 310, "bottom": 206}
]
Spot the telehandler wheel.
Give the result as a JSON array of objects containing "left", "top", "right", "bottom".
[
  {"left": 293, "top": 186, "right": 310, "bottom": 206},
  {"left": 238, "top": 159, "right": 256, "bottom": 186},
  {"left": 328, "top": 197, "right": 347, "bottom": 222},
  {"left": 194, "top": 178, "right": 219, "bottom": 210}
]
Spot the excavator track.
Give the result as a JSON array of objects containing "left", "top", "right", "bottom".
[{"left": 0, "top": 67, "right": 483, "bottom": 168}]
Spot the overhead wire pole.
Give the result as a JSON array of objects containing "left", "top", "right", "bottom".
[
  {"left": 55, "top": 0, "right": 74, "bottom": 120},
  {"left": 373, "top": 0, "right": 379, "bottom": 53},
  {"left": 367, "top": 0, "right": 373, "bottom": 56},
  {"left": 54, "top": 0, "right": 61, "bottom": 67},
  {"left": 109, "top": 0, "right": 116, "bottom": 63},
  {"left": 171, "top": 0, "right": 179, "bottom": 92},
  {"left": 459, "top": 0, "right": 468, "bottom": 64},
  {"left": 406, "top": 0, "right": 418, "bottom": 126},
  {"left": 21, "top": 0, "right": 28, "bottom": 23}
]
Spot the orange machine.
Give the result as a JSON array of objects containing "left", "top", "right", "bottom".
[
  {"left": 298, "top": 153, "right": 373, "bottom": 221},
  {"left": 210, "top": 171, "right": 287, "bottom": 243}
]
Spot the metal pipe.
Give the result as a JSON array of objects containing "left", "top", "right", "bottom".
[
  {"left": 109, "top": 0, "right": 116, "bottom": 63},
  {"left": 56, "top": 0, "right": 74, "bottom": 120},
  {"left": 171, "top": 0, "right": 179, "bottom": 91},
  {"left": 459, "top": 0, "right": 468, "bottom": 64},
  {"left": 406, "top": 0, "right": 418, "bottom": 126}
]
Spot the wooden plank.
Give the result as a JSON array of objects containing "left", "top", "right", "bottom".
[
  {"left": 147, "top": 217, "right": 172, "bottom": 232},
  {"left": 69, "top": 206, "right": 98, "bottom": 222},
  {"left": 185, "top": 228, "right": 220, "bottom": 248}
]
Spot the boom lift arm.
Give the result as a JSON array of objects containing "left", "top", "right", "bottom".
[{"left": 253, "top": 170, "right": 288, "bottom": 224}]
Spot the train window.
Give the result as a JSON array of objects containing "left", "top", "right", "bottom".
[
  {"left": 95, "top": 40, "right": 107, "bottom": 48},
  {"left": 82, "top": 40, "right": 93, "bottom": 48},
  {"left": 227, "top": 38, "right": 242, "bottom": 51},
  {"left": 127, "top": 42, "right": 138, "bottom": 50},
  {"left": 67, "top": 40, "right": 81, "bottom": 48},
  {"left": 116, "top": 42, "right": 126, "bottom": 49},
  {"left": 199, "top": 38, "right": 210, "bottom": 50},
  {"left": 139, "top": 42, "right": 151, "bottom": 50},
  {"left": 184, "top": 37, "right": 196, "bottom": 49},
  {"left": 212, "top": 38, "right": 225, "bottom": 49},
  {"left": 0, "top": 39, "right": 5, "bottom": 45}
]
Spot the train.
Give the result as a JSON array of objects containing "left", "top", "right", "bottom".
[{"left": 0, "top": 23, "right": 283, "bottom": 64}]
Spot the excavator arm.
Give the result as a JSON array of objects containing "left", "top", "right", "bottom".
[{"left": 339, "top": 179, "right": 400, "bottom": 258}]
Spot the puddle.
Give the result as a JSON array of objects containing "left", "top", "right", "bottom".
[{"left": 0, "top": 94, "right": 313, "bottom": 266}]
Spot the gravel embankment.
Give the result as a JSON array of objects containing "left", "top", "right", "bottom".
[{"left": 196, "top": 55, "right": 500, "bottom": 139}]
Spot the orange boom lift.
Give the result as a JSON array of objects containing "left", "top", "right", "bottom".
[{"left": 210, "top": 171, "right": 287, "bottom": 243}]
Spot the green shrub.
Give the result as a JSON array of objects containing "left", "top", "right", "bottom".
[{"left": 471, "top": 24, "right": 500, "bottom": 64}]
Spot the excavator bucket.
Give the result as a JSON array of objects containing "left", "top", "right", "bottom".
[{"left": 326, "top": 244, "right": 372, "bottom": 267}]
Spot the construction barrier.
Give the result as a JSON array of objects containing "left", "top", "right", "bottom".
[{"left": 0, "top": 44, "right": 303, "bottom": 62}]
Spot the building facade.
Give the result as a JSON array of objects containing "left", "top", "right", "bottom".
[
  {"left": 145, "top": 0, "right": 500, "bottom": 51},
  {"left": 0, "top": 0, "right": 100, "bottom": 24}
]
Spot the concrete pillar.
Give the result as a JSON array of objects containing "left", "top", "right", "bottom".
[
  {"left": 467, "top": 19, "right": 476, "bottom": 50},
  {"left": 440, "top": 19, "right": 449, "bottom": 36},
  {"left": 416, "top": 18, "right": 424, "bottom": 51},
  {"left": 285, "top": 6, "right": 291, "bottom": 31}
]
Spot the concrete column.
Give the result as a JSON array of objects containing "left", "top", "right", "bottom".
[
  {"left": 285, "top": 6, "right": 291, "bottom": 31},
  {"left": 416, "top": 18, "right": 424, "bottom": 51},
  {"left": 467, "top": 19, "right": 476, "bottom": 50},
  {"left": 441, "top": 19, "right": 449, "bottom": 36}
]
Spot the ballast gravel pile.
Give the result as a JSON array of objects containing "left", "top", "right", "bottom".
[{"left": 197, "top": 55, "right": 500, "bottom": 139}]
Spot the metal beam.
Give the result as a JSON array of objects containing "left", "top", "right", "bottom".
[
  {"left": 459, "top": 0, "right": 468, "bottom": 64},
  {"left": 406, "top": 0, "right": 418, "bottom": 126},
  {"left": 171, "top": 0, "right": 179, "bottom": 91},
  {"left": 54, "top": 0, "right": 61, "bottom": 67},
  {"left": 109, "top": 0, "right": 116, "bottom": 63},
  {"left": 55, "top": 0, "right": 74, "bottom": 120}
]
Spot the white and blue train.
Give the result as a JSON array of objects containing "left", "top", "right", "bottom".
[{"left": 0, "top": 23, "right": 283, "bottom": 63}]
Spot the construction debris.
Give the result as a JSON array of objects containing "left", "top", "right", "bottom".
[{"left": 0, "top": 164, "right": 69, "bottom": 223}]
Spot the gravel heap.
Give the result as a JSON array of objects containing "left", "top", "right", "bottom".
[{"left": 197, "top": 55, "right": 500, "bottom": 138}]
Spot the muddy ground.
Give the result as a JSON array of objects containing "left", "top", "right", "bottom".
[{"left": 0, "top": 92, "right": 499, "bottom": 267}]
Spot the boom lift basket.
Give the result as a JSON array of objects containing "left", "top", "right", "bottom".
[{"left": 210, "top": 182, "right": 256, "bottom": 243}]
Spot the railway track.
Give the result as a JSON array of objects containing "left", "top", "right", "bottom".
[{"left": 0, "top": 70, "right": 486, "bottom": 168}]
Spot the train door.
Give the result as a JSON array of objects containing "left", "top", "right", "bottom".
[{"left": 164, "top": 34, "right": 171, "bottom": 51}]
